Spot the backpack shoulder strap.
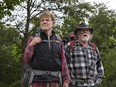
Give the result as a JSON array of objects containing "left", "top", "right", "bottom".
[
  {"left": 70, "top": 40, "right": 75, "bottom": 49},
  {"left": 54, "top": 34, "right": 62, "bottom": 44},
  {"left": 69, "top": 41, "right": 97, "bottom": 52},
  {"left": 91, "top": 42, "right": 97, "bottom": 52},
  {"left": 35, "top": 30, "right": 41, "bottom": 37},
  {"left": 55, "top": 34, "right": 61, "bottom": 41}
]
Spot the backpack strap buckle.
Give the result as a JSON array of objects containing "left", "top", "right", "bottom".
[{"left": 45, "top": 71, "right": 51, "bottom": 75}]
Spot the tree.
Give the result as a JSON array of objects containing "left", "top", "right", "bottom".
[
  {"left": 58, "top": 1, "right": 95, "bottom": 39},
  {"left": 89, "top": 3, "right": 116, "bottom": 87},
  {"left": 0, "top": 0, "right": 25, "bottom": 20},
  {"left": 0, "top": 24, "right": 21, "bottom": 87}
]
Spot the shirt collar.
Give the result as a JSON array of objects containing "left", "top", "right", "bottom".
[{"left": 75, "top": 40, "right": 92, "bottom": 48}]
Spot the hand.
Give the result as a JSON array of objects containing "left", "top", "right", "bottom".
[
  {"left": 96, "top": 78, "right": 102, "bottom": 85},
  {"left": 29, "top": 37, "right": 41, "bottom": 46},
  {"left": 63, "top": 82, "right": 69, "bottom": 87}
]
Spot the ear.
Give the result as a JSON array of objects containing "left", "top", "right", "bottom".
[
  {"left": 53, "top": 20, "right": 55, "bottom": 25},
  {"left": 89, "top": 34, "right": 93, "bottom": 41}
]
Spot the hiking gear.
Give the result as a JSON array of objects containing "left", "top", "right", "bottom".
[
  {"left": 74, "top": 23, "right": 93, "bottom": 35},
  {"left": 70, "top": 78, "right": 96, "bottom": 87},
  {"left": 29, "top": 69, "right": 61, "bottom": 84},
  {"left": 69, "top": 32, "right": 75, "bottom": 41}
]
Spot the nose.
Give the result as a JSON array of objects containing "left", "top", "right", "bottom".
[
  {"left": 41, "top": 19, "right": 49, "bottom": 23},
  {"left": 83, "top": 29, "right": 88, "bottom": 32},
  {"left": 42, "top": 19, "right": 47, "bottom": 22}
]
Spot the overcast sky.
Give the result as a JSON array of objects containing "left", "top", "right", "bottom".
[{"left": 85, "top": 0, "right": 116, "bottom": 10}]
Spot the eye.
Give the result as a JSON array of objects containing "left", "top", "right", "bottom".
[
  {"left": 41, "top": 19, "right": 51, "bottom": 22},
  {"left": 45, "top": 19, "right": 50, "bottom": 21}
]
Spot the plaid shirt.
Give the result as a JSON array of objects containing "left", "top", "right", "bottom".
[
  {"left": 31, "top": 82, "right": 60, "bottom": 87},
  {"left": 64, "top": 40, "right": 104, "bottom": 86},
  {"left": 23, "top": 36, "right": 71, "bottom": 87}
]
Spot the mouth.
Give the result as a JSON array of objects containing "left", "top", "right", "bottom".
[
  {"left": 41, "top": 25, "right": 48, "bottom": 29},
  {"left": 42, "top": 24, "right": 47, "bottom": 26},
  {"left": 83, "top": 34, "right": 87, "bottom": 37}
]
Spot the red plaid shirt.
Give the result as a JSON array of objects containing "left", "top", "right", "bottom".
[{"left": 23, "top": 36, "right": 71, "bottom": 87}]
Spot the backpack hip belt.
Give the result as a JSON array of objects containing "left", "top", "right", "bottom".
[
  {"left": 29, "top": 69, "right": 62, "bottom": 84},
  {"left": 71, "top": 78, "right": 95, "bottom": 86}
]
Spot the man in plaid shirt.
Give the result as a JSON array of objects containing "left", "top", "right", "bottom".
[
  {"left": 64, "top": 23, "right": 104, "bottom": 87},
  {"left": 23, "top": 11, "right": 71, "bottom": 87}
]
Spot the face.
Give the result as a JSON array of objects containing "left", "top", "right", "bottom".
[
  {"left": 40, "top": 17, "right": 54, "bottom": 31},
  {"left": 77, "top": 29, "right": 92, "bottom": 42}
]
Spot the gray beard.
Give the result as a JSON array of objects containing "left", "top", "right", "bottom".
[{"left": 81, "top": 37, "right": 89, "bottom": 42}]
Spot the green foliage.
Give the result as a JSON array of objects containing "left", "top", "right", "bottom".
[
  {"left": 0, "top": 25, "right": 21, "bottom": 87},
  {"left": 60, "top": 1, "right": 95, "bottom": 37},
  {"left": 89, "top": 3, "right": 116, "bottom": 87},
  {"left": 99, "top": 47, "right": 116, "bottom": 87},
  {"left": 9, "top": 80, "right": 21, "bottom": 87},
  {"left": 0, "top": 0, "right": 25, "bottom": 19}
]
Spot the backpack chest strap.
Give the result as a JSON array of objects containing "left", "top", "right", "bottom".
[{"left": 41, "top": 40, "right": 61, "bottom": 43}]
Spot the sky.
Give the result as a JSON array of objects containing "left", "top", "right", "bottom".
[
  {"left": 2, "top": 0, "right": 116, "bottom": 26},
  {"left": 85, "top": 0, "right": 116, "bottom": 11}
]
